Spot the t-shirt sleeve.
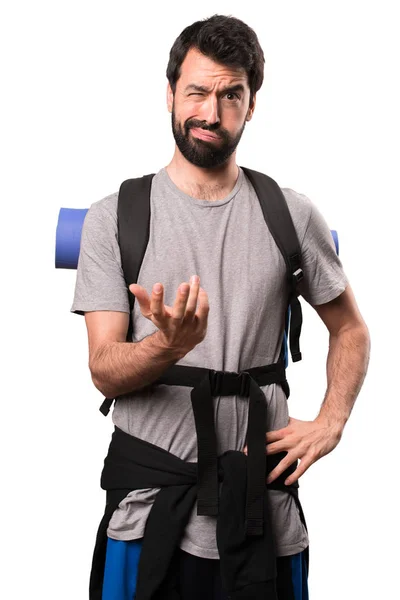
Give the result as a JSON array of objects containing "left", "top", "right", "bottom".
[
  {"left": 70, "top": 198, "right": 130, "bottom": 316},
  {"left": 297, "top": 200, "right": 349, "bottom": 306}
]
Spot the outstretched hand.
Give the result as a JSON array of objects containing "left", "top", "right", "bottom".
[
  {"left": 244, "top": 416, "right": 343, "bottom": 486},
  {"left": 129, "top": 275, "right": 209, "bottom": 356}
]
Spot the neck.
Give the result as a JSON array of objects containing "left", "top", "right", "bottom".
[{"left": 165, "top": 148, "right": 239, "bottom": 201}]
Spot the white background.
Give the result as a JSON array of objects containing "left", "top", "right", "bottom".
[{"left": 2, "top": 1, "right": 399, "bottom": 598}]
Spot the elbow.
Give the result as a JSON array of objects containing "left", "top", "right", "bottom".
[
  {"left": 92, "top": 377, "right": 113, "bottom": 399},
  {"left": 337, "top": 318, "right": 370, "bottom": 342},
  {"left": 335, "top": 321, "right": 371, "bottom": 360},
  {"left": 89, "top": 361, "right": 115, "bottom": 399},
  {"left": 354, "top": 321, "right": 371, "bottom": 350},
  {"left": 361, "top": 323, "right": 371, "bottom": 361}
]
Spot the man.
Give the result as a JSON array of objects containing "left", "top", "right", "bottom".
[{"left": 71, "top": 14, "right": 370, "bottom": 600}]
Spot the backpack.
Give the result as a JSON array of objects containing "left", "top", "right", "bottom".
[{"left": 55, "top": 166, "right": 339, "bottom": 403}]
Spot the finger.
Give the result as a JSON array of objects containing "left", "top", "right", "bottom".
[
  {"left": 196, "top": 287, "right": 210, "bottom": 322},
  {"left": 284, "top": 457, "right": 312, "bottom": 486},
  {"left": 171, "top": 283, "right": 190, "bottom": 320},
  {"left": 266, "top": 441, "right": 287, "bottom": 455},
  {"left": 266, "top": 454, "right": 295, "bottom": 484},
  {"left": 183, "top": 275, "right": 200, "bottom": 319},
  {"left": 150, "top": 283, "right": 167, "bottom": 323},
  {"left": 266, "top": 428, "right": 288, "bottom": 443},
  {"left": 129, "top": 284, "right": 152, "bottom": 318}
]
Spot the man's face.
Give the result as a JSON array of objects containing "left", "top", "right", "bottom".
[{"left": 168, "top": 48, "right": 255, "bottom": 169}]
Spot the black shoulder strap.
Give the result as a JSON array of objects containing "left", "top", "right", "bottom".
[
  {"left": 240, "top": 166, "right": 304, "bottom": 363},
  {"left": 117, "top": 173, "right": 155, "bottom": 342},
  {"left": 99, "top": 173, "right": 155, "bottom": 416}
]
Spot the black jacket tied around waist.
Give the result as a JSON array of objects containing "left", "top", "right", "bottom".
[{"left": 91, "top": 361, "right": 308, "bottom": 599}]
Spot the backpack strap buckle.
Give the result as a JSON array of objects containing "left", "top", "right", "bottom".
[{"left": 292, "top": 267, "right": 304, "bottom": 284}]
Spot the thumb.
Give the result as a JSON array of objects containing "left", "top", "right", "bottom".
[
  {"left": 129, "top": 283, "right": 146, "bottom": 297},
  {"left": 129, "top": 284, "right": 151, "bottom": 315}
]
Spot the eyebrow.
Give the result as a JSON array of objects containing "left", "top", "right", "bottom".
[{"left": 184, "top": 83, "right": 245, "bottom": 95}]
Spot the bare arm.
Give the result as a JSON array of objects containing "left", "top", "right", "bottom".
[
  {"left": 87, "top": 276, "right": 209, "bottom": 399},
  {"left": 313, "top": 283, "right": 371, "bottom": 432},
  {"left": 86, "top": 312, "right": 186, "bottom": 398},
  {"left": 265, "top": 283, "right": 371, "bottom": 486}
]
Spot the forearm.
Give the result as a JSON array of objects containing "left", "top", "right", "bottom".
[
  {"left": 90, "top": 330, "right": 186, "bottom": 398},
  {"left": 316, "top": 324, "right": 371, "bottom": 432}
]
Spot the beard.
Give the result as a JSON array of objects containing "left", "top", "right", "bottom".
[{"left": 171, "top": 104, "right": 247, "bottom": 169}]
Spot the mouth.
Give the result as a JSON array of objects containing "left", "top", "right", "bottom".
[{"left": 190, "top": 128, "right": 221, "bottom": 142}]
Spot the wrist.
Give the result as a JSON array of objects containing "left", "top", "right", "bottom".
[
  {"left": 315, "top": 412, "right": 346, "bottom": 438},
  {"left": 152, "top": 330, "right": 188, "bottom": 361}
]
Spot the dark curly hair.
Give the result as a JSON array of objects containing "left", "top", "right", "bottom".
[{"left": 166, "top": 14, "right": 265, "bottom": 109}]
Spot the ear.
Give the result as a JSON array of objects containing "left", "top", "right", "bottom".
[
  {"left": 167, "top": 83, "right": 174, "bottom": 113},
  {"left": 246, "top": 94, "right": 256, "bottom": 122}
]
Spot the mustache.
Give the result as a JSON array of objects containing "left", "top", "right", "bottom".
[
  {"left": 188, "top": 120, "right": 218, "bottom": 131},
  {"left": 185, "top": 120, "right": 226, "bottom": 140}
]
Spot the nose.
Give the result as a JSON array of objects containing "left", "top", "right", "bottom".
[{"left": 202, "top": 95, "right": 220, "bottom": 128}]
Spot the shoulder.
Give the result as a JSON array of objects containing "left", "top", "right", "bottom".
[
  {"left": 86, "top": 170, "right": 160, "bottom": 225},
  {"left": 83, "top": 192, "right": 119, "bottom": 232},
  {"left": 241, "top": 168, "right": 317, "bottom": 246},
  {"left": 280, "top": 187, "right": 313, "bottom": 246},
  {"left": 280, "top": 186, "right": 312, "bottom": 212},
  {"left": 88, "top": 191, "right": 119, "bottom": 220}
]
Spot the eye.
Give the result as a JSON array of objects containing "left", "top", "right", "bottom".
[{"left": 224, "top": 92, "right": 240, "bottom": 101}]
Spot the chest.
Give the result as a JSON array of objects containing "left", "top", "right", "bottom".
[{"left": 138, "top": 192, "right": 288, "bottom": 311}]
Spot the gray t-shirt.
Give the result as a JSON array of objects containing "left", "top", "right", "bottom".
[{"left": 71, "top": 166, "right": 348, "bottom": 558}]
